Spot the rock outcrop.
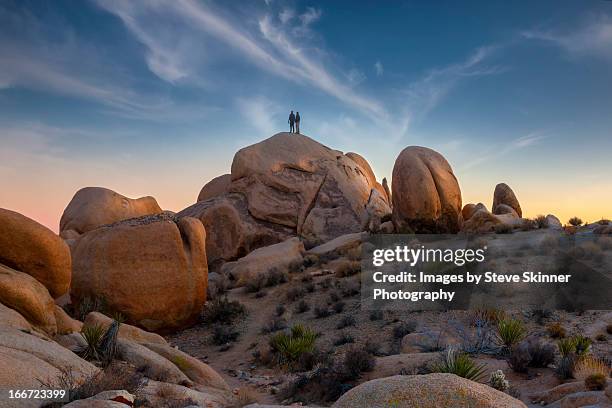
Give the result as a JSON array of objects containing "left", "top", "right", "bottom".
[
  {"left": 221, "top": 237, "right": 304, "bottom": 285},
  {"left": 391, "top": 147, "right": 462, "bottom": 233},
  {"left": 71, "top": 214, "right": 207, "bottom": 332},
  {"left": 197, "top": 174, "right": 232, "bottom": 202},
  {"left": 0, "top": 264, "right": 58, "bottom": 336},
  {"left": 332, "top": 373, "right": 526, "bottom": 408},
  {"left": 492, "top": 183, "right": 522, "bottom": 218},
  {"left": 545, "top": 214, "right": 562, "bottom": 230},
  {"left": 0, "top": 208, "right": 71, "bottom": 298},
  {"left": 60, "top": 187, "right": 162, "bottom": 236},
  {"left": 180, "top": 133, "right": 389, "bottom": 266}
]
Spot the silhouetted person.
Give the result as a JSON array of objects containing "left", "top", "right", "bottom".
[
  {"left": 295, "top": 112, "right": 301, "bottom": 134},
  {"left": 288, "top": 111, "right": 295, "bottom": 133}
]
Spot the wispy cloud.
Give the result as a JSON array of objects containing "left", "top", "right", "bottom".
[
  {"left": 460, "top": 131, "right": 549, "bottom": 171},
  {"left": 374, "top": 61, "right": 384, "bottom": 76},
  {"left": 235, "top": 96, "right": 282, "bottom": 138},
  {"left": 96, "top": 0, "right": 387, "bottom": 120},
  {"left": 521, "top": 14, "right": 612, "bottom": 61}
]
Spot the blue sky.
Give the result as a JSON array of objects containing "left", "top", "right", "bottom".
[{"left": 1, "top": 0, "right": 611, "bottom": 230}]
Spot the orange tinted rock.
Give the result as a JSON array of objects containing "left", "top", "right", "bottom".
[
  {"left": 0, "top": 208, "right": 71, "bottom": 298},
  {"left": 197, "top": 174, "right": 231, "bottom": 202}
]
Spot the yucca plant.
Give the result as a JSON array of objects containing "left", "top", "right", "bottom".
[
  {"left": 79, "top": 324, "right": 105, "bottom": 361},
  {"left": 496, "top": 318, "right": 526, "bottom": 351},
  {"left": 557, "top": 337, "right": 576, "bottom": 357},
  {"left": 99, "top": 320, "right": 120, "bottom": 367},
  {"left": 572, "top": 335, "right": 591, "bottom": 357},
  {"left": 269, "top": 324, "right": 317, "bottom": 366},
  {"left": 430, "top": 347, "right": 487, "bottom": 382}
]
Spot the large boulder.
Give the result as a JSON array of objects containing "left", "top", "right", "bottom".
[
  {"left": 178, "top": 194, "right": 292, "bottom": 269},
  {"left": 60, "top": 187, "right": 162, "bottom": 236},
  {"left": 220, "top": 237, "right": 304, "bottom": 285},
  {"left": 0, "top": 327, "right": 98, "bottom": 397},
  {"left": 332, "top": 373, "right": 526, "bottom": 408},
  {"left": 71, "top": 214, "right": 207, "bottom": 332},
  {"left": 0, "top": 264, "right": 58, "bottom": 336},
  {"left": 180, "top": 133, "right": 387, "bottom": 265},
  {"left": 230, "top": 133, "right": 380, "bottom": 245},
  {"left": 545, "top": 214, "right": 562, "bottom": 230},
  {"left": 391, "top": 147, "right": 462, "bottom": 233},
  {"left": 0, "top": 208, "right": 71, "bottom": 298},
  {"left": 492, "top": 183, "right": 522, "bottom": 218},
  {"left": 197, "top": 174, "right": 231, "bottom": 202}
]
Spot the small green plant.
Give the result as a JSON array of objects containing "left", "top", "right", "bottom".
[
  {"left": 595, "top": 333, "right": 607, "bottom": 341},
  {"left": 261, "top": 317, "right": 287, "bottom": 334},
  {"left": 269, "top": 324, "right": 317, "bottom": 366},
  {"left": 488, "top": 369, "right": 509, "bottom": 392},
  {"left": 568, "top": 217, "right": 583, "bottom": 227},
  {"left": 294, "top": 300, "right": 310, "bottom": 314},
  {"left": 98, "top": 320, "right": 120, "bottom": 367},
  {"left": 333, "top": 332, "right": 355, "bottom": 346},
  {"left": 573, "top": 335, "right": 591, "bottom": 356},
  {"left": 73, "top": 296, "right": 108, "bottom": 321},
  {"left": 557, "top": 337, "right": 577, "bottom": 357},
  {"left": 431, "top": 347, "right": 487, "bottom": 382},
  {"left": 275, "top": 304, "right": 286, "bottom": 317},
  {"left": 343, "top": 345, "right": 375, "bottom": 380},
  {"left": 212, "top": 324, "right": 239, "bottom": 345},
  {"left": 496, "top": 318, "right": 526, "bottom": 351},
  {"left": 332, "top": 301, "right": 345, "bottom": 314},
  {"left": 79, "top": 325, "right": 105, "bottom": 362},
  {"left": 314, "top": 304, "right": 331, "bottom": 318},
  {"left": 369, "top": 310, "right": 384, "bottom": 321}
]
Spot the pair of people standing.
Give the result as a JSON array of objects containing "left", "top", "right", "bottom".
[{"left": 288, "top": 111, "right": 301, "bottom": 134}]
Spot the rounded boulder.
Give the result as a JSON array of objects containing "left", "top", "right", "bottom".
[
  {"left": 492, "top": 183, "right": 522, "bottom": 218},
  {"left": 60, "top": 187, "right": 162, "bottom": 235},
  {"left": 0, "top": 208, "right": 71, "bottom": 298},
  {"left": 71, "top": 213, "right": 208, "bottom": 332},
  {"left": 332, "top": 373, "right": 527, "bottom": 408},
  {"left": 391, "top": 147, "right": 462, "bottom": 233}
]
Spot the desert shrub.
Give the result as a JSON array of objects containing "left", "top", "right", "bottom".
[
  {"left": 520, "top": 219, "right": 536, "bottom": 231},
  {"left": 568, "top": 216, "right": 583, "bottom": 227},
  {"left": 314, "top": 304, "right": 331, "bottom": 318},
  {"left": 261, "top": 317, "right": 287, "bottom": 334},
  {"left": 430, "top": 347, "right": 486, "bottom": 382},
  {"left": 547, "top": 322, "right": 566, "bottom": 338},
  {"left": 608, "top": 324, "right": 612, "bottom": 335},
  {"left": 584, "top": 373, "right": 607, "bottom": 391},
  {"left": 534, "top": 215, "right": 547, "bottom": 229},
  {"left": 212, "top": 324, "right": 239, "bottom": 345},
  {"left": 254, "top": 290, "right": 267, "bottom": 298},
  {"left": 365, "top": 340, "right": 382, "bottom": 356},
  {"left": 496, "top": 318, "right": 526, "bottom": 351},
  {"left": 286, "top": 287, "right": 305, "bottom": 302},
  {"left": 531, "top": 309, "right": 552, "bottom": 325},
  {"left": 507, "top": 343, "right": 531, "bottom": 373},
  {"left": 339, "top": 282, "right": 360, "bottom": 297},
  {"left": 595, "top": 333, "right": 607, "bottom": 341},
  {"left": 333, "top": 332, "right": 354, "bottom": 346},
  {"left": 470, "top": 308, "right": 506, "bottom": 327},
  {"left": 79, "top": 324, "right": 105, "bottom": 362},
  {"left": 332, "top": 301, "right": 345, "bottom": 314},
  {"left": 304, "top": 282, "right": 315, "bottom": 293},
  {"left": 343, "top": 346, "right": 376, "bottom": 380},
  {"left": 319, "top": 277, "right": 333, "bottom": 289},
  {"left": 244, "top": 268, "right": 288, "bottom": 292},
  {"left": 369, "top": 310, "right": 384, "bottom": 321},
  {"left": 39, "top": 362, "right": 143, "bottom": 406},
  {"left": 574, "top": 356, "right": 610, "bottom": 383},
  {"left": 336, "top": 315, "right": 356, "bottom": 329},
  {"left": 329, "top": 291, "right": 340, "bottom": 302},
  {"left": 393, "top": 321, "right": 417, "bottom": 339},
  {"left": 488, "top": 369, "right": 509, "bottom": 392},
  {"left": 526, "top": 339, "right": 555, "bottom": 368},
  {"left": 556, "top": 355, "right": 576, "bottom": 379},
  {"left": 202, "top": 296, "right": 246, "bottom": 324},
  {"left": 558, "top": 337, "right": 577, "bottom": 357},
  {"left": 303, "top": 254, "right": 318, "bottom": 267},
  {"left": 295, "top": 300, "right": 310, "bottom": 314},
  {"left": 334, "top": 260, "right": 361, "bottom": 278},
  {"left": 494, "top": 224, "right": 513, "bottom": 234},
  {"left": 269, "top": 324, "right": 317, "bottom": 366},
  {"left": 275, "top": 304, "right": 286, "bottom": 317},
  {"left": 598, "top": 218, "right": 611, "bottom": 225},
  {"left": 72, "top": 295, "right": 108, "bottom": 321}
]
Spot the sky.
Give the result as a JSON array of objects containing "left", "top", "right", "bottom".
[{"left": 1, "top": 0, "right": 612, "bottom": 232}]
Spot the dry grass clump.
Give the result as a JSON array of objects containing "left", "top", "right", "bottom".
[
  {"left": 546, "top": 322, "right": 566, "bottom": 338},
  {"left": 334, "top": 259, "right": 361, "bottom": 278},
  {"left": 574, "top": 356, "right": 611, "bottom": 390},
  {"left": 496, "top": 318, "right": 526, "bottom": 351},
  {"left": 243, "top": 268, "right": 289, "bottom": 293}
]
